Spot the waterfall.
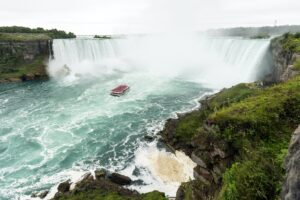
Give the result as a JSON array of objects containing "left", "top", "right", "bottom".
[{"left": 48, "top": 34, "right": 272, "bottom": 88}]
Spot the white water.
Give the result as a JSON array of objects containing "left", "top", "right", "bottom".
[
  {"left": 49, "top": 34, "right": 271, "bottom": 88},
  {"left": 0, "top": 34, "right": 272, "bottom": 200}
]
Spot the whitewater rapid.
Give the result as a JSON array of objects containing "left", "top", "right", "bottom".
[{"left": 0, "top": 34, "right": 272, "bottom": 200}]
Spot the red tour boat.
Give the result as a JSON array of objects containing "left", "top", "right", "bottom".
[{"left": 110, "top": 85, "right": 130, "bottom": 96}]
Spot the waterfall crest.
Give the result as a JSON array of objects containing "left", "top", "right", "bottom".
[{"left": 48, "top": 34, "right": 271, "bottom": 87}]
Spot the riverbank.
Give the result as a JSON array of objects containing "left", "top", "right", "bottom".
[{"left": 160, "top": 33, "right": 300, "bottom": 200}]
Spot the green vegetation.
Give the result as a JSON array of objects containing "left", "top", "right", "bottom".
[
  {"left": 0, "top": 33, "right": 50, "bottom": 42},
  {"left": 280, "top": 33, "right": 300, "bottom": 53},
  {"left": 0, "top": 26, "right": 75, "bottom": 39},
  {"left": 141, "top": 191, "right": 167, "bottom": 200},
  {"left": 0, "top": 55, "right": 47, "bottom": 80},
  {"left": 172, "top": 74, "right": 300, "bottom": 199},
  {"left": 294, "top": 59, "right": 300, "bottom": 71},
  {"left": 174, "top": 83, "right": 261, "bottom": 141}
]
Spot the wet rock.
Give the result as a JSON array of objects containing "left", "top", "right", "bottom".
[
  {"left": 31, "top": 192, "right": 38, "bottom": 198},
  {"left": 57, "top": 180, "right": 70, "bottom": 193},
  {"left": 95, "top": 169, "right": 106, "bottom": 180},
  {"left": 193, "top": 165, "right": 212, "bottom": 184},
  {"left": 191, "top": 151, "right": 207, "bottom": 168},
  {"left": 108, "top": 173, "right": 132, "bottom": 185},
  {"left": 176, "top": 185, "right": 185, "bottom": 200},
  {"left": 144, "top": 135, "right": 155, "bottom": 142},
  {"left": 7, "top": 77, "right": 22, "bottom": 82},
  {"left": 81, "top": 172, "right": 93, "bottom": 182},
  {"left": 280, "top": 65, "right": 299, "bottom": 82},
  {"left": 38, "top": 190, "right": 49, "bottom": 199},
  {"left": 193, "top": 150, "right": 213, "bottom": 169},
  {"left": 211, "top": 146, "right": 226, "bottom": 159}
]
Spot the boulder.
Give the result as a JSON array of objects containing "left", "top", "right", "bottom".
[
  {"left": 95, "top": 169, "right": 106, "bottom": 180},
  {"left": 108, "top": 173, "right": 132, "bottom": 185},
  {"left": 144, "top": 135, "right": 155, "bottom": 142},
  {"left": 193, "top": 165, "right": 212, "bottom": 184},
  {"left": 57, "top": 180, "right": 70, "bottom": 193},
  {"left": 191, "top": 151, "right": 207, "bottom": 168},
  {"left": 38, "top": 190, "right": 49, "bottom": 199}
]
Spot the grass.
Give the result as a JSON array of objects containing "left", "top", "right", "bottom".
[
  {"left": 0, "top": 33, "right": 50, "bottom": 42},
  {"left": 171, "top": 73, "right": 300, "bottom": 199},
  {"left": 209, "top": 76, "right": 300, "bottom": 144},
  {"left": 174, "top": 83, "right": 260, "bottom": 141}
]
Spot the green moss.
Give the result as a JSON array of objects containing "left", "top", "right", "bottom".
[{"left": 0, "top": 33, "right": 50, "bottom": 42}]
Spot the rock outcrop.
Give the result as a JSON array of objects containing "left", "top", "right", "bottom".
[
  {"left": 267, "top": 36, "right": 300, "bottom": 83},
  {"left": 0, "top": 40, "right": 52, "bottom": 82},
  {"left": 160, "top": 95, "right": 235, "bottom": 200},
  {"left": 52, "top": 169, "right": 166, "bottom": 200},
  {"left": 282, "top": 125, "right": 300, "bottom": 200}
]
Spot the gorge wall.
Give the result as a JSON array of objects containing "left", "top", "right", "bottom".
[
  {"left": 0, "top": 40, "right": 52, "bottom": 82},
  {"left": 267, "top": 35, "right": 300, "bottom": 83}
]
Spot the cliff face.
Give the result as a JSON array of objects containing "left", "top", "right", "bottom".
[
  {"left": 268, "top": 36, "right": 299, "bottom": 83},
  {"left": 282, "top": 126, "right": 300, "bottom": 200},
  {"left": 0, "top": 40, "right": 52, "bottom": 82}
]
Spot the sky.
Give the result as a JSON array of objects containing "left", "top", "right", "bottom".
[{"left": 0, "top": 0, "right": 299, "bottom": 35}]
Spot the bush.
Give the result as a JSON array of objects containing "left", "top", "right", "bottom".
[{"left": 219, "top": 161, "right": 272, "bottom": 200}]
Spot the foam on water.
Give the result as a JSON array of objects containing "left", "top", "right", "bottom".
[{"left": 0, "top": 34, "right": 272, "bottom": 199}]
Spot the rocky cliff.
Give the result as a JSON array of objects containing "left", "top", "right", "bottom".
[
  {"left": 0, "top": 40, "right": 52, "bottom": 82},
  {"left": 267, "top": 35, "right": 300, "bottom": 83}
]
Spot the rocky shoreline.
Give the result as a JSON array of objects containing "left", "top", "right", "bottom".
[{"left": 33, "top": 169, "right": 167, "bottom": 200}]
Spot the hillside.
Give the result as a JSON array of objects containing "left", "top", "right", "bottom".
[{"left": 160, "top": 33, "right": 300, "bottom": 200}]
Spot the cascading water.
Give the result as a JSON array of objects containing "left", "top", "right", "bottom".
[
  {"left": 0, "top": 34, "right": 272, "bottom": 200},
  {"left": 48, "top": 34, "right": 272, "bottom": 87}
]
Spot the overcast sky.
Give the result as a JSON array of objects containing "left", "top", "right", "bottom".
[{"left": 0, "top": 0, "right": 299, "bottom": 34}]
